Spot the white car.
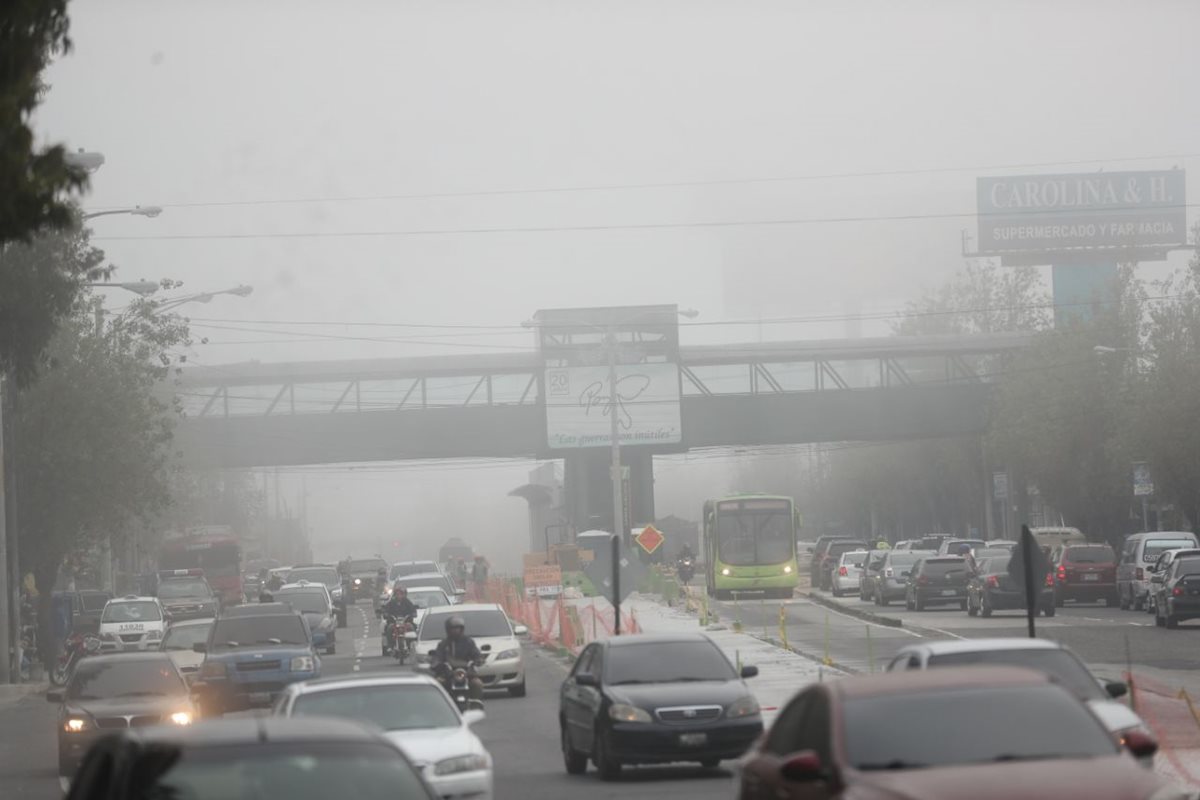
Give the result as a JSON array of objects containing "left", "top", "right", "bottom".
[
  {"left": 830, "top": 550, "right": 868, "bottom": 597},
  {"left": 97, "top": 595, "right": 167, "bottom": 653},
  {"left": 404, "top": 585, "right": 455, "bottom": 626},
  {"left": 886, "top": 638, "right": 1154, "bottom": 767},
  {"left": 275, "top": 674, "right": 492, "bottom": 800},
  {"left": 160, "top": 617, "right": 214, "bottom": 676},
  {"left": 416, "top": 603, "right": 528, "bottom": 697}
]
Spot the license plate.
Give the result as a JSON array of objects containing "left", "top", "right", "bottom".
[
  {"left": 679, "top": 733, "right": 707, "bottom": 747},
  {"left": 1083, "top": 574, "right": 1099, "bottom": 581},
  {"left": 124, "top": 644, "right": 140, "bottom": 651},
  {"left": 941, "top": 589, "right": 957, "bottom": 596},
  {"left": 248, "top": 692, "right": 272, "bottom": 705}
]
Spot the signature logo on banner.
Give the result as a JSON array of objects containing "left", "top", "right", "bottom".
[{"left": 580, "top": 374, "right": 651, "bottom": 430}]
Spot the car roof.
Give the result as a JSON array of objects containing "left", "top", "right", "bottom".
[
  {"left": 1130, "top": 531, "right": 1196, "bottom": 540},
  {"left": 405, "top": 585, "right": 449, "bottom": 593},
  {"left": 277, "top": 582, "right": 329, "bottom": 592},
  {"left": 897, "top": 637, "right": 1063, "bottom": 657},
  {"left": 603, "top": 632, "right": 712, "bottom": 648},
  {"left": 220, "top": 603, "right": 299, "bottom": 618},
  {"left": 421, "top": 602, "right": 502, "bottom": 614},
  {"left": 167, "top": 618, "right": 214, "bottom": 628},
  {"left": 286, "top": 673, "right": 443, "bottom": 695},
  {"left": 396, "top": 572, "right": 447, "bottom": 581},
  {"left": 126, "top": 717, "right": 390, "bottom": 747},
  {"left": 394, "top": 559, "right": 438, "bottom": 566},
  {"left": 107, "top": 595, "right": 158, "bottom": 603},
  {"left": 833, "top": 665, "right": 1053, "bottom": 699}
]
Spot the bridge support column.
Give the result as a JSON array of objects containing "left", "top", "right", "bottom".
[{"left": 563, "top": 449, "right": 655, "bottom": 540}]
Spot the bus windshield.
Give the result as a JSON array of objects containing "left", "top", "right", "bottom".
[
  {"left": 716, "top": 501, "right": 794, "bottom": 566},
  {"left": 159, "top": 541, "right": 241, "bottom": 579}
]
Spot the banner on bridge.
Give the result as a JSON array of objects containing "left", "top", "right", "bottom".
[{"left": 544, "top": 363, "right": 682, "bottom": 449}]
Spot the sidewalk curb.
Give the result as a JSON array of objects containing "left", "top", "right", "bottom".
[{"left": 802, "top": 591, "right": 904, "bottom": 628}]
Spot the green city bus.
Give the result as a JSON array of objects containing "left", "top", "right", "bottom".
[{"left": 702, "top": 495, "right": 800, "bottom": 599}]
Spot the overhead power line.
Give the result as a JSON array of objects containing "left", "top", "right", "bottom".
[{"left": 86, "top": 151, "right": 1199, "bottom": 212}]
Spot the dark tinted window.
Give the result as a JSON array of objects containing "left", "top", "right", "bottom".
[
  {"left": 80, "top": 593, "right": 111, "bottom": 612},
  {"left": 926, "top": 649, "right": 1102, "bottom": 700},
  {"left": 843, "top": 685, "right": 1115, "bottom": 770},
  {"left": 977, "top": 556, "right": 1011, "bottom": 574},
  {"left": 159, "top": 579, "right": 212, "bottom": 599},
  {"left": 920, "top": 559, "right": 967, "bottom": 576},
  {"left": 419, "top": 609, "right": 511, "bottom": 640},
  {"left": 67, "top": 659, "right": 185, "bottom": 700},
  {"left": 1063, "top": 546, "right": 1115, "bottom": 564},
  {"left": 211, "top": 615, "right": 308, "bottom": 648},
  {"left": 144, "top": 743, "right": 430, "bottom": 800},
  {"left": 1175, "top": 561, "right": 1200, "bottom": 578},
  {"left": 605, "top": 641, "right": 735, "bottom": 685},
  {"left": 291, "top": 685, "right": 459, "bottom": 730},
  {"left": 827, "top": 542, "right": 867, "bottom": 558}
]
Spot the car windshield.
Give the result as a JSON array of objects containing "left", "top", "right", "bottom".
[
  {"left": 920, "top": 559, "right": 968, "bottom": 577},
  {"left": 291, "top": 685, "right": 460, "bottom": 731},
  {"left": 926, "top": 649, "right": 1104, "bottom": 700},
  {"left": 605, "top": 641, "right": 736, "bottom": 685},
  {"left": 144, "top": 743, "right": 428, "bottom": 800},
  {"left": 1144, "top": 540, "right": 1196, "bottom": 561},
  {"left": 162, "top": 623, "right": 213, "bottom": 651},
  {"left": 287, "top": 568, "right": 340, "bottom": 588},
  {"left": 1064, "top": 545, "right": 1115, "bottom": 564},
  {"left": 408, "top": 590, "right": 450, "bottom": 608},
  {"left": 420, "top": 610, "right": 511, "bottom": 640},
  {"left": 390, "top": 563, "right": 438, "bottom": 580},
  {"left": 844, "top": 685, "right": 1116, "bottom": 770},
  {"left": 67, "top": 659, "right": 185, "bottom": 700},
  {"left": 102, "top": 601, "right": 162, "bottom": 623},
  {"left": 276, "top": 591, "right": 329, "bottom": 615},
  {"left": 210, "top": 615, "right": 308, "bottom": 648},
  {"left": 158, "top": 579, "right": 211, "bottom": 599}
]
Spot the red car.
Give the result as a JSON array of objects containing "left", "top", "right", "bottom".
[
  {"left": 1051, "top": 544, "right": 1119, "bottom": 607},
  {"left": 736, "top": 667, "right": 1172, "bottom": 800}
]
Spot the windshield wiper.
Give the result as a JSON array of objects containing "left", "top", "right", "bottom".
[
  {"left": 991, "top": 753, "right": 1079, "bottom": 763},
  {"left": 857, "top": 760, "right": 928, "bottom": 771},
  {"left": 663, "top": 677, "right": 714, "bottom": 682},
  {"left": 610, "top": 679, "right": 653, "bottom": 685},
  {"left": 255, "top": 638, "right": 283, "bottom": 645}
]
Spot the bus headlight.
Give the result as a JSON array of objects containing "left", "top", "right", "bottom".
[
  {"left": 783, "top": 565, "right": 793, "bottom": 574},
  {"left": 721, "top": 568, "right": 731, "bottom": 576}
]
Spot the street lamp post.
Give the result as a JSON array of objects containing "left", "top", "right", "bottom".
[
  {"left": 153, "top": 285, "right": 253, "bottom": 313},
  {"left": 83, "top": 206, "right": 163, "bottom": 222}
]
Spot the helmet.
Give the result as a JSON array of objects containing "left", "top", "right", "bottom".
[
  {"left": 444, "top": 615, "right": 466, "bottom": 634},
  {"left": 393, "top": 581, "right": 407, "bottom": 594}
]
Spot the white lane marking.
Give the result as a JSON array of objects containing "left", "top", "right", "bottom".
[{"left": 906, "top": 623, "right": 965, "bottom": 640}]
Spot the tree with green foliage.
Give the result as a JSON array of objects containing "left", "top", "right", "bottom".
[{"left": 14, "top": 297, "right": 189, "bottom": 662}]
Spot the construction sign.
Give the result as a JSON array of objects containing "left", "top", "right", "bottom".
[
  {"left": 523, "top": 564, "right": 563, "bottom": 598},
  {"left": 634, "top": 524, "right": 665, "bottom": 555}
]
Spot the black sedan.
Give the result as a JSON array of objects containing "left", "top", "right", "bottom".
[
  {"left": 1154, "top": 557, "right": 1200, "bottom": 628},
  {"left": 904, "top": 556, "right": 970, "bottom": 610},
  {"left": 965, "top": 555, "right": 1055, "bottom": 618},
  {"left": 559, "top": 632, "right": 763, "bottom": 780},
  {"left": 50, "top": 653, "right": 197, "bottom": 782},
  {"left": 63, "top": 717, "right": 435, "bottom": 800}
]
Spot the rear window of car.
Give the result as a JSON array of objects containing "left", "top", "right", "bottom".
[
  {"left": 390, "top": 562, "right": 438, "bottom": 580},
  {"left": 419, "top": 609, "right": 511, "bottom": 640},
  {"left": 1144, "top": 539, "right": 1197, "bottom": 561},
  {"left": 1063, "top": 545, "right": 1115, "bottom": 564},
  {"left": 840, "top": 552, "right": 868, "bottom": 567},
  {"left": 886, "top": 553, "right": 920, "bottom": 568},
  {"left": 843, "top": 685, "right": 1116, "bottom": 770},
  {"left": 926, "top": 649, "right": 1103, "bottom": 700},
  {"left": 828, "top": 542, "right": 867, "bottom": 557},
  {"left": 920, "top": 559, "right": 967, "bottom": 575}
]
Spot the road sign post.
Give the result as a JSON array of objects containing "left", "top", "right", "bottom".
[
  {"left": 1008, "top": 525, "right": 1051, "bottom": 639},
  {"left": 612, "top": 534, "right": 620, "bottom": 636}
]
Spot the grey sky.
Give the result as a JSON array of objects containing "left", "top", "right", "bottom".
[{"left": 35, "top": 0, "right": 1200, "bottom": 569}]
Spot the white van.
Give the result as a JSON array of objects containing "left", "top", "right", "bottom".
[
  {"left": 98, "top": 595, "right": 167, "bottom": 653},
  {"left": 1117, "top": 531, "right": 1200, "bottom": 610}
]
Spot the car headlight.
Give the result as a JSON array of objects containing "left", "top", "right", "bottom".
[
  {"left": 721, "top": 568, "right": 731, "bottom": 576},
  {"left": 291, "top": 656, "right": 315, "bottom": 672},
  {"left": 199, "top": 661, "right": 227, "bottom": 679},
  {"left": 783, "top": 565, "right": 793, "bottom": 574},
  {"left": 496, "top": 649, "right": 520, "bottom": 660},
  {"left": 609, "top": 703, "right": 653, "bottom": 723},
  {"left": 726, "top": 695, "right": 761, "bottom": 719},
  {"left": 354, "top": 578, "right": 362, "bottom": 585},
  {"left": 169, "top": 711, "right": 193, "bottom": 726},
  {"left": 64, "top": 717, "right": 90, "bottom": 733},
  {"left": 434, "top": 753, "right": 489, "bottom": 776}
]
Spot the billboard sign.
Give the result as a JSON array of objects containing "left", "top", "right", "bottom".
[
  {"left": 545, "top": 363, "right": 682, "bottom": 449},
  {"left": 1133, "top": 461, "right": 1154, "bottom": 497},
  {"left": 977, "top": 170, "right": 1186, "bottom": 255}
]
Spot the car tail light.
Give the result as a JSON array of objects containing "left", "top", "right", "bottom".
[
  {"left": 986, "top": 575, "right": 999, "bottom": 588},
  {"left": 1045, "top": 573, "right": 1055, "bottom": 587},
  {"left": 1173, "top": 587, "right": 1185, "bottom": 597},
  {"left": 1136, "top": 568, "right": 1144, "bottom": 580},
  {"left": 1057, "top": 565, "right": 1067, "bottom": 581},
  {"left": 838, "top": 566, "right": 848, "bottom": 577}
]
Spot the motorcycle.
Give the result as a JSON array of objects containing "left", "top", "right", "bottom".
[
  {"left": 434, "top": 661, "right": 484, "bottom": 713},
  {"left": 677, "top": 557, "right": 695, "bottom": 586},
  {"left": 51, "top": 631, "right": 101, "bottom": 686},
  {"left": 391, "top": 616, "right": 416, "bottom": 664}
]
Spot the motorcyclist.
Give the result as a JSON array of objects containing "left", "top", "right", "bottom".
[
  {"left": 381, "top": 584, "right": 418, "bottom": 620},
  {"left": 678, "top": 543, "right": 695, "bottom": 562},
  {"left": 430, "top": 615, "right": 484, "bottom": 702}
]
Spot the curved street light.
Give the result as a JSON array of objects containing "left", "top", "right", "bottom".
[
  {"left": 83, "top": 206, "right": 163, "bottom": 221},
  {"left": 154, "top": 285, "right": 254, "bottom": 312},
  {"left": 89, "top": 280, "right": 161, "bottom": 297}
]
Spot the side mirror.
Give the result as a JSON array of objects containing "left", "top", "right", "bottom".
[
  {"left": 513, "top": 624, "right": 528, "bottom": 636},
  {"left": 575, "top": 673, "right": 598, "bottom": 687},
  {"left": 192, "top": 643, "right": 207, "bottom": 653},
  {"left": 780, "top": 750, "right": 825, "bottom": 782},
  {"left": 1106, "top": 681, "right": 1129, "bottom": 699},
  {"left": 463, "top": 708, "right": 486, "bottom": 726},
  {"left": 1122, "top": 729, "right": 1159, "bottom": 760},
  {"left": 740, "top": 665, "right": 759, "bottom": 679},
  {"left": 46, "top": 690, "right": 63, "bottom": 703}
]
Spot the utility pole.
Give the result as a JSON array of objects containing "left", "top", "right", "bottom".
[
  {"left": 607, "top": 326, "right": 624, "bottom": 636},
  {"left": 4, "top": 373, "right": 20, "bottom": 681},
  {"left": 0, "top": 375, "right": 10, "bottom": 683}
]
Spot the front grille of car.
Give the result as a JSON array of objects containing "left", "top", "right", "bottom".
[
  {"left": 119, "top": 634, "right": 143, "bottom": 643},
  {"left": 236, "top": 659, "right": 282, "bottom": 672},
  {"left": 656, "top": 705, "right": 723, "bottom": 723},
  {"left": 95, "top": 717, "right": 129, "bottom": 729},
  {"left": 130, "top": 715, "right": 162, "bottom": 727},
  {"left": 95, "top": 713, "right": 164, "bottom": 728}
]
